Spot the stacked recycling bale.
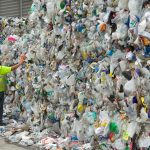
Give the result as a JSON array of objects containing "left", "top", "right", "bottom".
[{"left": 0, "top": 0, "right": 150, "bottom": 149}]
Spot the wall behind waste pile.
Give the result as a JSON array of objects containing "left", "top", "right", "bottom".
[{"left": 0, "top": 0, "right": 32, "bottom": 17}]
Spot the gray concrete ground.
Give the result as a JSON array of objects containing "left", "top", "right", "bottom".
[{"left": 0, "top": 137, "right": 27, "bottom": 150}]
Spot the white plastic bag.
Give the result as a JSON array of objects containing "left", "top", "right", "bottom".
[
  {"left": 139, "top": 137, "right": 150, "bottom": 148},
  {"left": 119, "top": 60, "right": 127, "bottom": 71},
  {"left": 118, "top": 0, "right": 129, "bottom": 10},
  {"left": 124, "top": 78, "right": 137, "bottom": 94},
  {"left": 127, "top": 121, "right": 138, "bottom": 138},
  {"left": 128, "top": 0, "right": 142, "bottom": 16}
]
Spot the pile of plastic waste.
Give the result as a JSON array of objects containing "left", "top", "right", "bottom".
[{"left": 0, "top": 0, "right": 150, "bottom": 149}]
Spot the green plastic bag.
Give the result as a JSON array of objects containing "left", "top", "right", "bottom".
[{"left": 109, "top": 122, "right": 119, "bottom": 134}]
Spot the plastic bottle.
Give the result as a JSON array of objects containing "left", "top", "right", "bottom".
[{"left": 101, "top": 71, "right": 107, "bottom": 84}]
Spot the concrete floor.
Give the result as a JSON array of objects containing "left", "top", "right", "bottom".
[{"left": 0, "top": 137, "right": 27, "bottom": 150}]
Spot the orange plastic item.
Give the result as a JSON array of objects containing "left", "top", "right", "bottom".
[
  {"left": 140, "top": 37, "right": 150, "bottom": 46},
  {"left": 99, "top": 23, "right": 106, "bottom": 32}
]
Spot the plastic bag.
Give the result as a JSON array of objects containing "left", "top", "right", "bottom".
[
  {"left": 118, "top": 0, "right": 129, "bottom": 10},
  {"left": 128, "top": 0, "right": 142, "bottom": 16},
  {"left": 127, "top": 121, "right": 138, "bottom": 138},
  {"left": 124, "top": 78, "right": 137, "bottom": 94},
  {"left": 139, "top": 137, "right": 150, "bottom": 148}
]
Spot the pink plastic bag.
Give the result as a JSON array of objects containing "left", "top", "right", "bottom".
[{"left": 7, "top": 36, "right": 17, "bottom": 42}]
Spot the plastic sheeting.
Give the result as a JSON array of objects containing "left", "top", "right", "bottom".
[{"left": 0, "top": 0, "right": 150, "bottom": 149}]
